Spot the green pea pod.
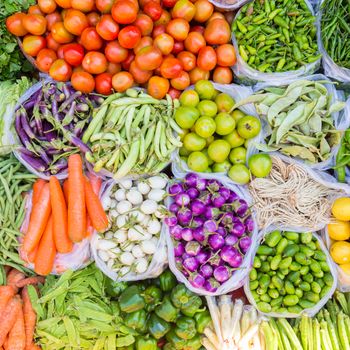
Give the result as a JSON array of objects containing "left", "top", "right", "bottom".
[
  {"left": 194, "top": 311, "right": 211, "bottom": 334},
  {"left": 148, "top": 314, "right": 171, "bottom": 339},
  {"left": 155, "top": 296, "right": 179, "bottom": 323},
  {"left": 119, "top": 286, "right": 146, "bottom": 313},
  {"left": 159, "top": 270, "right": 177, "bottom": 292}
]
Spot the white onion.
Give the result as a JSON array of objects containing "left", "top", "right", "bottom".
[
  {"left": 120, "top": 252, "right": 134, "bottom": 265},
  {"left": 114, "top": 229, "right": 127, "bottom": 244},
  {"left": 116, "top": 200, "right": 132, "bottom": 214},
  {"left": 126, "top": 189, "right": 143, "bottom": 205},
  {"left": 137, "top": 182, "right": 151, "bottom": 195},
  {"left": 132, "top": 245, "right": 145, "bottom": 258},
  {"left": 98, "top": 250, "right": 110, "bottom": 262},
  {"left": 140, "top": 200, "right": 158, "bottom": 214},
  {"left": 141, "top": 240, "right": 156, "bottom": 254},
  {"left": 114, "top": 188, "right": 126, "bottom": 201},
  {"left": 148, "top": 189, "right": 166, "bottom": 202},
  {"left": 119, "top": 179, "right": 133, "bottom": 189},
  {"left": 147, "top": 219, "right": 161, "bottom": 235},
  {"left": 116, "top": 214, "right": 127, "bottom": 228},
  {"left": 148, "top": 176, "right": 167, "bottom": 189},
  {"left": 135, "top": 257, "right": 148, "bottom": 273}
]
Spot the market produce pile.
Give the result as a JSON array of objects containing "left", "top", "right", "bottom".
[{"left": 1, "top": 0, "right": 350, "bottom": 349}]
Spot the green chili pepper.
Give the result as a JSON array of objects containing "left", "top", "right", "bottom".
[
  {"left": 148, "top": 314, "right": 171, "bottom": 339},
  {"left": 194, "top": 311, "right": 212, "bottom": 334},
  {"left": 136, "top": 337, "right": 158, "bottom": 350},
  {"left": 119, "top": 285, "right": 146, "bottom": 313},
  {"left": 159, "top": 270, "right": 177, "bottom": 292},
  {"left": 155, "top": 295, "right": 179, "bottom": 322}
]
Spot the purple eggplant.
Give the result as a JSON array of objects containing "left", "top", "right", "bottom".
[
  {"left": 213, "top": 266, "right": 231, "bottom": 283},
  {"left": 239, "top": 236, "right": 252, "bottom": 253},
  {"left": 193, "top": 227, "right": 205, "bottom": 242},
  {"left": 185, "top": 241, "right": 201, "bottom": 256},
  {"left": 186, "top": 187, "right": 199, "bottom": 199},
  {"left": 175, "top": 193, "right": 190, "bottom": 206},
  {"left": 190, "top": 199, "right": 206, "bottom": 216},
  {"left": 200, "top": 264, "right": 213, "bottom": 278},
  {"left": 169, "top": 183, "right": 183, "bottom": 195},
  {"left": 191, "top": 216, "right": 204, "bottom": 228},
  {"left": 181, "top": 228, "right": 193, "bottom": 241},
  {"left": 183, "top": 256, "right": 199, "bottom": 272},
  {"left": 189, "top": 273, "right": 205, "bottom": 288},
  {"left": 208, "top": 234, "right": 225, "bottom": 251},
  {"left": 174, "top": 242, "right": 185, "bottom": 257},
  {"left": 164, "top": 214, "right": 178, "bottom": 227},
  {"left": 204, "top": 278, "right": 220, "bottom": 292},
  {"left": 169, "top": 203, "right": 180, "bottom": 214},
  {"left": 170, "top": 225, "right": 183, "bottom": 240},
  {"left": 244, "top": 216, "right": 255, "bottom": 232},
  {"left": 211, "top": 193, "right": 226, "bottom": 208},
  {"left": 196, "top": 250, "right": 210, "bottom": 264},
  {"left": 225, "top": 234, "right": 238, "bottom": 246},
  {"left": 177, "top": 208, "right": 192, "bottom": 226},
  {"left": 19, "top": 152, "right": 47, "bottom": 172},
  {"left": 184, "top": 173, "right": 199, "bottom": 187},
  {"left": 196, "top": 178, "right": 207, "bottom": 191}
]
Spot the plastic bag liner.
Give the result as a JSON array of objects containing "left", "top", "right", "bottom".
[
  {"left": 244, "top": 228, "right": 338, "bottom": 318},
  {"left": 231, "top": 0, "right": 320, "bottom": 85},
  {"left": 242, "top": 74, "right": 350, "bottom": 171},
  {"left": 19, "top": 192, "right": 91, "bottom": 275},
  {"left": 172, "top": 82, "right": 259, "bottom": 183},
  {"left": 91, "top": 178, "right": 168, "bottom": 282},
  {"left": 208, "top": 0, "right": 249, "bottom": 11},
  {"left": 165, "top": 172, "right": 259, "bottom": 296},
  {"left": 317, "top": 1, "right": 350, "bottom": 83}
]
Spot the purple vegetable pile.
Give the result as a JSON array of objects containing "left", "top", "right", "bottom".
[
  {"left": 165, "top": 173, "right": 254, "bottom": 292},
  {"left": 14, "top": 81, "right": 103, "bottom": 176}
]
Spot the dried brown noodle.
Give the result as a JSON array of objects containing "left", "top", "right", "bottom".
[{"left": 248, "top": 156, "right": 343, "bottom": 230}]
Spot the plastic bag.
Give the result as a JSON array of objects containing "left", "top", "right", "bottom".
[
  {"left": 19, "top": 192, "right": 91, "bottom": 275},
  {"left": 165, "top": 172, "right": 259, "bottom": 296},
  {"left": 317, "top": 1, "right": 350, "bottom": 83},
  {"left": 231, "top": 0, "right": 320, "bottom": 85},
  {"left": 245, "top": 74, "right": 350, "bottom": 171},
  {"left": 208, "top": 0, "right": 249, "bottom": 10},
  {"left": 244, "top": 228, "right": 338, "bottom": 318},
  {"left": 172, "top": 82, "right": 258, "bottom": 182},
  {"left": 91, "top": 178, "right": 168, "bottom": 282}
]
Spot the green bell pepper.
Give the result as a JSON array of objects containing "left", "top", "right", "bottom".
[
  {"left": 159, "top": 270, "right": 177, "bottom": 292},
  {"left": 155, "top": 295, "right": 179, "bottom": 322},
  {"left": 106, "top": 279, "right": 128, "bottom": 297},
  {"left": 119, "top": 285, "right": 146, "bottom": 313},
  {"left": 166, "top": 330, "right": 187, "bottom": 350},
  {"left": 170, "top": 285, "right": 203, "bottom": 317},
  {"left": 175, "top": 316, "right": 197, "bottom": 340},
  {"left": 148, "top": 313, "right": 171, "bottom": 339},
  {"left": 184, "top": 335, "right": 202, "bottom": 350},
  {"left": 143, "top": 286, "right": 163, "bottom": 311},
  {"left": 194, "top": 311, "right": 212, "bottom": 334},
  {"left": 125, "top": 309, "right": 147, "bottom": 331},
  {"left": 135, "top": 337, "right": 157, "bottom": 350},
  {"left": 163, "top": 343, "right": 176, "bottom": 350}
]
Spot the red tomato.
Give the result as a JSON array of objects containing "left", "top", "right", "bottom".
[
  {"left": 54, "top": 0, "right": 71, "bottom": 9},
  {"left": 82, "top": 51, "right": 108, "bottom": 74},
  {"left": 143, "top": 2, "right": 163, "bottom": 21},
  {"left": 112, "top": 72, "right": 134, "bottom": 92},
  {"left": 189, "top": 66, "right": 209, "bottom": 84},
  {"left": 134, "top": 36, "right": 153, "bottom": 54},
  {"left": 96, "top": 0, "right": 114, "bottom": 13},
  {"left": 28, "top": 5, "right": 44, "bottom": 15},
  {"left": 184, "top": 32, "right": 205, "bottom": 54},
  {"left": 170, "top": 70, "right": 190, "bottom": 90},
  {"left": 133, "top": 14, "right": 153, "bottom": 36},
  {"left": 46, "top": 33, "right": 60, "bottom": 50},
  {"left": 147, "top": 76, "right": 169, "bottom": 99},
  {"left": 106, "top": 62, "right": 121, "bottom": 74},
  {"left": 135, "top": 46, "right": 162, "bottom": 71},
  {"left": 38, "top": 0, "right": 57, "bottom": 14},
  {"left": 171, "top": 0, "right": 196, "bottom": 22},
  {"left": 46, "top": 12, "right": 61, "bottom": 31},
  {"left": 71, "top": 0, "right": 94, "bottom": 12},
  {"left": 204, "top": 18, "right": 231, "bottom": 45},
  {"left": 171, "top": 40, "right": 184, "bottom": 54},
  {"left": 194, "top": 0, "right": 213, "bottom": 22},
  {"left": 162, "top": 0, "right": 177, "bottom": 7},
  {"left": 168, "top": 87, "right": 181, "bottom": 99},
  {"left": 22, "top": 14, "right": 47, "bottom": 36},
  {"left": 6, "top": 13, "right": 27, "bottom": 37},
  {"left": 51, "top": 22, "right": 74, "bottom": 43},
  {"left": 112, "top": 0, "right": 138, "bottom": 24},
  {"left": 64, "top": 9, "right": 88, "bottom": 36},
  {"left": 105, "top": 41, "right": 129, "bottom": 63},
  {"left": 80, "top": 27, "right": 104, "bottom": 50},
  {"left": 177, "top": 51, "right": 196, "bottom": 71},
  {"left": 62, "top": 43, "right": 84, "bottom": 66},
  {"left": 71, "top": 71, "right": 95, "bottom": 93},
  {"left": 160, "top": 57, "right": 183, "bottom": 79},
  {"left": 213, "top": 66, "right": 232, "bottom": 84},
  {"left": 129, "top": 61, "right": 153, "bottom": 84},
  {"left": 96, "top": 14, "right": 119, "bottom": 40},
  {"left": 122, "top": 51, "right": 135, "bottom": 70},
  {"left": 139, "top": 0, "right": 160, "bottom": 7},
  {"left": 208, "top": 12, "right": 225, "bottom": 21},
  {"left": 152, "top": 24, "right": 165, "bottom": 38},
  {"left": 95, "top": 72, "right": 113, "bottom": 94},
  {"left": 87, "top": 12, "right": 101, "bottom": 26},
  {"left": 154, "top": 33, "right": 173, "bottom": 55},
  {"left": 22, "top": 35, "right": 46, "bottom": 56},
  {"left": 57, "top": 45, "right": 65, "bottom": 59},
  {"left": 154, "top": 10, "right": 171, "bottom": 26},
  {"left": 36, "top": 48, "right": 57, "bottom": 72},
  {"left": 49, "top": 59, "right": 72, "bottom": 81},
  {"left": 216, "top": 44, "right": 236, "bottom": 67},
  {"left": 197, "top": 46, "right": 217, "bottom": 71},
  {"left": 166, "top": 19, "right": 189, "bottom": 41},
  {"left": 118, "top": 26, "right": 141, "bottom": 49},
  {"left": 190, "top": 25, "right": 205, "bottom": 34}
]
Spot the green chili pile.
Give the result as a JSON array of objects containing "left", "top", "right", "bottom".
[
  {"left": 335, "top": 130, "right": 350, "bottom": 182},
  {"left": 321, "top": 0, "right": 350, "bottom": 69},
  {"left": 0, "top": 154, "right": 36, "bottom": 271},
  {"left": 232, "top": 0, "right": 320, "bottom": 73}
]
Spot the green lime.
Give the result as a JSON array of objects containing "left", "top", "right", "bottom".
[
  {"left": 212, "top": 160, "right": 231, "bottom": 172},
  {"left": 179, "top": 90, "right": 200, "bottom": 107},
  {"left": 228, "top": 164, "right": 251, "bottom": 184},
  {"left": 208, "top": 139, "right": 231, "bottom": 163},
  {"left": 229, "top": 147, "right": 247, "bottom": 164},
  {"left": 223, "top": 130, "right": 245, "bottom": 148},
  {"left": 215, "top": 112, "right": 236, "bottom": 135},
  {"left": 194, "top": 116, "right": 216, "bottom": 138},
  {"left": 202, "top": 148, "right": 213, "bottom": 165},
  {"left": 248, "top": 153, "right": 272, "bottom": 177},
  {"left": 183, "top": 132, "right": 206, "bottom": 151},
  {"left": 194, "top": 80, "right": 216, "bottom": 100},
  {"left": 232, "top": 109, "right": 246, "bottom": 123},
  {"left": 197, "top": 100, "right": 218, "bottom": 117},
  {"left": 174, "top": 106, "right": 200, "bottom": 129},
  {"left": 179, "top": 146, "right": 191, "bottom": 156},
  {"left": 187, "top": 151, "right": 209, "bottom": 172},
  {"left": 237, "top": 115, "right": 261, "bottom": 139},
  {"left": 215, "top": 93, "right": 235, "bottom": 112}
]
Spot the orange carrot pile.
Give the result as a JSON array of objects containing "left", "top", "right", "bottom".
[
  {"left": 21, "top": 154, "right": 108, "bottom": 276},
  {"left": 0, "top": 267, "right": 43, "bottom": 350}
]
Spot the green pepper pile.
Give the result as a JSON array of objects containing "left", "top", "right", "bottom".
[
  {"left": 106, "top": 270, "right": 212, "bottom": 350},
  {"left": 232, "top": 0, "right": 320, "bottom": 73},
  {"left": 335, "top": 130, "right": 350, "bottom": 183}
]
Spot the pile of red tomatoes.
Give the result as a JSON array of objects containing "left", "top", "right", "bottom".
[{"left": 6, "top": 0, "right": 236, "bottom": 98}]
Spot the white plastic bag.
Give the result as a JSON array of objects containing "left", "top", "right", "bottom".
[
  {"left": 317, "top": 0, "right": 350, "bottom": 83},
  {"left": 91, "top": 178, "right": 168, "bottom": 282},
  {"left": 165, "top": 172, "right": 259, "bottom": 296},
  {"left": 244, "top": 228, "right": 338, "bottom": 318},
  {"left": 231, "top": 0, "right": 320, "bottom": 85},
  {"left": 244, "top": 74, "right": 350, "bottom": 171},
  {"left": 208, "top": 0, "right": 249, "bottom": 10}
]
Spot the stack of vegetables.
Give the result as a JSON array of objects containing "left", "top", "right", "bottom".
[
  {"left": 335, "top": 130, "right": 350, "bottom": 182},
  {"left": 21, "top": 154, "right": 108, "bottom": 275}
]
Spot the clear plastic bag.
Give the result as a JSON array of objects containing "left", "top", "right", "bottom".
[
  {"left": 317, "top": 1, "right": 350, "bottom": 83},
  {"left": 244, "top": 228, "right": 338, "bottom": 318},
  {"left": 91, "top": 178, "right": 168, "bottom": 282},
  {"left": 208, "top": 0, "right": 249, "bottom": 10},
  {"left": 231, "top": 0, "right": 320, "bottom": 85},
  {"left": 165, "top": 172, "right": 259, "bottom": 296},
  {"left": 245, "top": 74, "right": 350, "bottom": 171}
]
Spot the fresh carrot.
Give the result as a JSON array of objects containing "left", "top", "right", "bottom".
[
  {"left": 32, "top": 179, "right": 46, "bottom": 204},
  {"left": 16, "top": 277, "right": 45, "bottom": 289},
  {"left": 86, "top": 214, "right": 94, "bottom": 237},
  {"left": 84, "top": 177, "right": 108, "bottom": 233},
  {"left": 22, "top": 183, "right": 51, "bottom": 253},
  {"left": 49, "top": 176, "right": 73, "bottom": 253},
  {"left": 22, "top": 287, "right": 37, "bottom": 350},
  {"left": 0, "top": 296, "right": 22, "bottom": 346},
  {"left": 62, "top": 179, "right": 69, "bottom": 207},
  {"left": 3, "top": 337, "right": 8, "bottom": 350},
  {"left": 88, "top": 172, "right": 102, "bottom": 195},
  {"left": 68, "top": 154, "right": 86, "bottom": 242},
  {"left": 7, "top": 269, "right": 25, "bottom": 290},
  {"left": 19, "top": 246, "right": 38, "bottom": 265},
  {"left": 7, "top": 300, "right": 25, "bottom": 350},
  {"left": 34, "top": 217, "right": 56, "bottom": 276},
  {"left": 0, "top": 286, "right": 16, "bottom": 315}
]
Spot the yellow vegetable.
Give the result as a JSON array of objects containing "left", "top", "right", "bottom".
[
  {"left": 332, "top": 197, "right": 350, "bottom": 221},
  {"left": 339, "top": 263, "right": 350, "bottom": 276},
  {"left": 330, "top": 241, "right": 350, "bottom": 264},
  {"left": 328, "top": 220, "right": 350, "bottom": 241}
]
